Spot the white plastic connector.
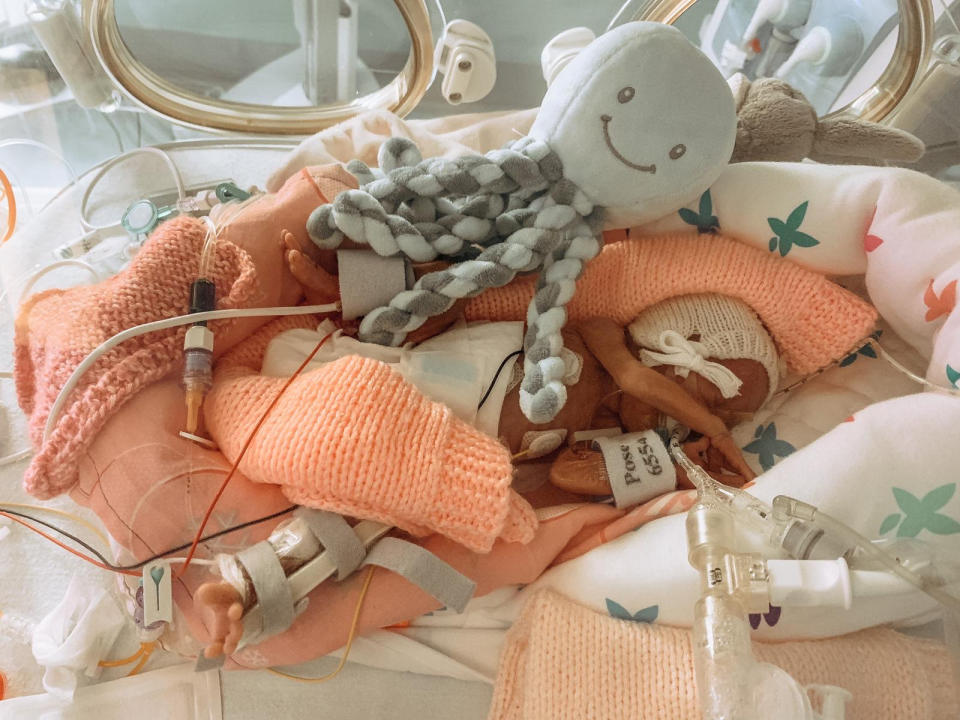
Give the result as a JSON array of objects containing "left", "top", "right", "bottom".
[
  {"left": 776, "top": 26, "right": 831, "bottom": 77},
  {"left": 776, "top": 19, "right": 863, "bottom": 79},
  {"left": 541, "top": 27, "right": 595, "bottom": 87},
  {"left": 808, "top": 685, "right": 853, "bottom": 720},
  {"left": 434, "top": 20, "right": 496, "bottom": 105},
  {"left": 767, "top": 558, "right": 852, "bottom": 609},
  {"left": 742, "top": 0, "right": 812, "bottom": 45},
  {"left": 183, "top": 325, "right": 214, "bottom": 352}
]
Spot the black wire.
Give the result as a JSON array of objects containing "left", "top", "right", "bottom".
[
  {"left": 0, "top": 504, "right": 296, "bottom": 572},
  {"left": 0, "top": 507, "right": 116, "bottom": 566},
  {"left": 477, "top": 349, "right": 522, "bottom": 410}
]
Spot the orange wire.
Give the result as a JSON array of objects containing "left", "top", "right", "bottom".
[
  {"left": 98, "top": 644, "right": 147, "bottom": 667},
  {"left": 176, "top": 329, "right": 335, "bottom": 578},
  {"left": 126, "top": 643, "right": 155, "bottom": 676},
  {"left": 0, "top": 510, "right": 140, "bottom": 576},
  {"left": 0, "top": 167, "right": 16, "bottom": 244}
]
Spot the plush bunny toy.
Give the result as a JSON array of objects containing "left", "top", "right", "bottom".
[{"left": 306, "top": 22, "right": 737, "bottom": 423}]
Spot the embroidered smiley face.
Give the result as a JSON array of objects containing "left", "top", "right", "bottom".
[{"left": 601, "top": 85, "right": 688, "bottom": 174}]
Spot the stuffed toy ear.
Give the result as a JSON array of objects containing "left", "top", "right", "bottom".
[
  {"left": 728, "top": 75, "right": 818, "bottom": 163},
  {"left": 810, "top": 117, "right": 926, "bottom": 165},
  {"left": 729, "top": 73, "right": 926, "bottom": 166}
]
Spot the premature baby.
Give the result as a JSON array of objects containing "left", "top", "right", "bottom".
[{"left": 194, "top": 236, "right": 784, "bottom": 658}]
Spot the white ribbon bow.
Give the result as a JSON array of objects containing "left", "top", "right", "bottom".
[{"left": 639, "top": 330, "right": 743, "bottom": 399}]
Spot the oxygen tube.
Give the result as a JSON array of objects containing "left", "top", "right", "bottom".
[{"left": 673, "top": 430, "right": 960, "bottom": 719}]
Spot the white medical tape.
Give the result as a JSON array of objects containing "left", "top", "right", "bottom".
[
  {"left": 362, "top": 537, "right": 476, "bottom": 613},
  {"left": 593, "top": 430, "right": 677, "bottom": 509},
  {"left": 235, "top": 541, "right": 296, "bottom": 638},
  {"left": 294, "top": 508, "right": 366, "bottom": 580}
]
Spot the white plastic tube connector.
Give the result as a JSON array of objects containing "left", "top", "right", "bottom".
[
  {"left": 776, "top": 26, "right": 832, "bottom": 77},
  {"left": 767, "top": 558, "right": 852, "bottom": 609},
  {"left": 742, "top": 0, "right": 812, "bottom": 45},
  {"left": 776, "top": 18, "right": 863, "bottom": 79},
  {"left": 541, "top": 27, "right": 596, "bottom": 87}
]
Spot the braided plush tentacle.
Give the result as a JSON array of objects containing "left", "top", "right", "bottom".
[
  {"left": 308, "top": 134, "right": 603, "bottom": 423},
  {"left": 518, "top": 209, "right": 604, "bottom": 422},
  {"left": 306, "top": 139, "right": 561, "bottom": 260}
]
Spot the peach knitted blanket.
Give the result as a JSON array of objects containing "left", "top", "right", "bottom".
[
  {"left": 465, "top": 231, "right": 878, "bottom": 375},
  {"left": 491, "top": 590, "right": 959, "bottom": 720},
  {"left": 204, "top": 316, "right": 537, "bottom": 553}
]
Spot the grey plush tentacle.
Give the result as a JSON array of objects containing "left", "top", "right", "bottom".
[
  {"left": 518, "top": 208, "right": 604, "bottom": 423},
  {"left": 306, "top": 139, "right": 562, "bottom": 261},
  {"left": 308, "top": 135, "right": 601, "bottom": 424}
]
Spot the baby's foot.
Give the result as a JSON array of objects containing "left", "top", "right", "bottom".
[{"left": 195, "top": 581, "right": 245, "bottom": 658}]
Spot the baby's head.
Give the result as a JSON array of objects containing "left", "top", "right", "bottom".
[{"left": 628, "top": 294, "right": 781, "bottom": 423}]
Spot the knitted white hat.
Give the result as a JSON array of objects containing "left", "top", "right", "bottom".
[{"left": 628, "top": 294, "right": 781, "bottom": 403}]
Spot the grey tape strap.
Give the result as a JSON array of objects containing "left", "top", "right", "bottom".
[
  {"left": 236, "top": 541, "right": 296, "bottom": 638},
  {"left": 295, "top": 508, "right": 366, "bottom": 581},
  {"left": 362, "top": 537, "right": 476, "bottom": 613},
  {"left": 337, "top": 249, "right": 409, "bottom": 321},
  {"left": 593, "top": 430, "right": 678, "bottom": 509}
]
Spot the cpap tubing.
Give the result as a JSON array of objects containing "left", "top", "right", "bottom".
[
  {"left": 775, "top": 495, "right": 960, "bottom": 615},
  {"left": 667, "top": 433, "right": 844, "bottom": 560},
  {"left": 670, "top": 433, "right": 960, "bottom": 609},
  {"left": 42, "top": 303, "right": 341, "bottom": 444}
]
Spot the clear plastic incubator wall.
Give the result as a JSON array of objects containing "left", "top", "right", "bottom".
[{"left": 0, "top": 1, "right": 959, "bottom": 719}]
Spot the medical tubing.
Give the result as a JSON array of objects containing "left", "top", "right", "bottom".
[
  {"left": 198, "top": 216, "right": 218, "bottom": 281},
  {"left": 79, "top": 147, "right": 185, "bottom": 232},
  {"left": 0, "top": 166, "right": 16, "bottom": 244},
  {"left": 0, "top": 503, "right": 296, "bottom": 574},
  {"left": 669, "top": 435, "right": 853, "bottom": 560},
  {"left": 42, "top": 303, "right": 341, "bottom": 444},
  {"left": 0, "top": 139, "right": 77, "bottom": 183},
  {"left": 176, "top": 329, "right": 336, "bottom": 578},
  {"left": 874, "top": 340, "right": 960, "bottom": 396},
  {"left": 774, "top": 495, "right": 960, "bottom": 614}
]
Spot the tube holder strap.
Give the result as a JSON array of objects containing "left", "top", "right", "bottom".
[
  {"left": 295, "top": 508, "right": 366, "bottom": 580},
  {"left": 363, "top": 537, "right": 476, "bottom": 613},
  {"left": 236, "top": 541, "right": 296, "bottom": 638}
]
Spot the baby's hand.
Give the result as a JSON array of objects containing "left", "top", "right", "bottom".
[
  {"left": 702, "top": 431, "right": 754, "bottom": 485},
  {"left": 195, "top": 581, "right": 245, "bottom": 659},
  {"left": 283, "top": 229, "right": 341, "bottom": 306}
]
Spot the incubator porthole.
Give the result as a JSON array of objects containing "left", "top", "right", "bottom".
[{"left": 617, "top": 86, "right": 635, "bottom": 103}]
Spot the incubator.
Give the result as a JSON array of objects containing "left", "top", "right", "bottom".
[{"left": 1, "top": 2, "right": 960, "bottom": 719}]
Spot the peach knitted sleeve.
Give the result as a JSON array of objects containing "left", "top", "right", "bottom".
[
  {"left": 465, "top": 232, "right": 878, "bottom": 375},
  {"left": 490, "top": 590, "right": 958, "bottom": 720},
  {"left": 204, "top": 332, "right": 536, "bottom": 553}
]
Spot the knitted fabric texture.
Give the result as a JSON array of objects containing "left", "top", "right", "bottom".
[
  {"left": 14, "top": 218, "right": 258, "bottom": 499},
  {"left": 464, "top": 232, "right": 878, "bottom": 376},
  {"left": 489, "top": 590, "right": 959, "bottom": 720},
  {"left": 204, "top": 317, "right": 537, "bottom": 553},
  {"left": 14, "top": 164, "right": 355, "bottom": 500},
  {"left": 629, "top": 293, "right": 782, "bottom": 402}
]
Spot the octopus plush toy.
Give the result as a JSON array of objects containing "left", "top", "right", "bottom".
[{"left": 306, "top": 22, "right": 737, "bottom": 423}]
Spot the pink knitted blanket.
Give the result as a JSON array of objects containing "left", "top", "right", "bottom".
[{"left": 491, "top": 590, "right": 959, "bottom": 720}]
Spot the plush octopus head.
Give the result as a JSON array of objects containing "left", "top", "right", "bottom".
[{"left": 530, "top": 22, "right": 736, "bottom": 227}]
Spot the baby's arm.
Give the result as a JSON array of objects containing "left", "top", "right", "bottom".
[{"left": 576, "top": 317, "right": 754, "bottom": 480}]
